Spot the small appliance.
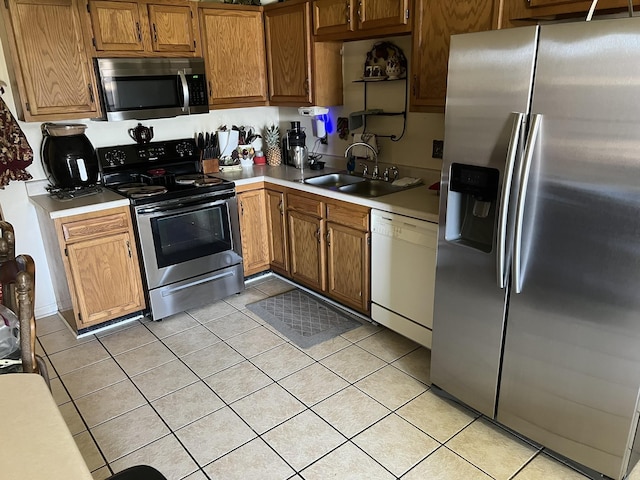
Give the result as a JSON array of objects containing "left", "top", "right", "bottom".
[
  {"left": 283, "top": 121, "right": 308, "bottom": 169},
  {"left": 41, "top": 123, "right": 98, "bottom": 190},
  {"left": 95, "top": 58, "right": 209, "bottom": 121}
]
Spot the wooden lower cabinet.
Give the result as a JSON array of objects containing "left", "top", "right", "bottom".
[
  {"left": 54, "top": 206, "right": 145, "bottom": 330},
  {"left": 326, "top": 222, "right": 370, "bottom": 312},
  {"left": 265, "top": 187, "right": 289, "bottom": 276},
  {"left": 286, "top": 190, "right": 371, "bottom": 314},
  {"left": 237, "top": 188, "right": 270, "bottom": 277},
  {"left": 288, "top": 209, "right": 325, "bottom": 291}
]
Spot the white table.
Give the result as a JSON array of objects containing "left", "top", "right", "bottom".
[{"left": 0, "top": 373, "right": 93, "bottom": 480}]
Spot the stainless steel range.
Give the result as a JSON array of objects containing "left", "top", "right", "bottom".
[{"left": 98, "top": 139, "right": 244, "bottom": 320}]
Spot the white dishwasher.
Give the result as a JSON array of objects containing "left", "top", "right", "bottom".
[{"left": 370, "top": 209, "right": 438, "bottom": 348}]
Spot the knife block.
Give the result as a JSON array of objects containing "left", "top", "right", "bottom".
[{"left": 201, "top": 157, "right": 219, "bottom": 174}]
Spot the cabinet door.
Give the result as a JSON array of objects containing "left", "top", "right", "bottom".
[
  {"left": 199, "top": 6, "right": 267, "bottom": 107},
  {"left": 312, "top": 0, "right": 354, "bottom": 36},
  {"left": 266, "top": 189, "right": 289, "bottom": 275},
  {"left": 358, "top": 0, "right": 410, "bottom": 31},
  {"left": 66, "top": 232, "right": 145, "bottom": 327},
  {"left": 3, "top": 0, "right": 100, "bottom": 120},
  {"left": 265, "top": 1, "right": 312, "bottom": 105},
  {"left": 411, "top": 0, "right": 496, "bottom": 111},
  {"left": 147, "top": 3, "right": 196, "bottom": 53},
  {"left": 326, "top": 222, "right": 370, "bottom": 313},
  {"left": 288, "top": 210, "right": 325, "bottom": 291},
  {"left": 88, "top": 0, "right": 144, "bottom": 51},
  {"left": 238, "top": 190, "right": 270, "bottom": 277},
  {"left": 503, "top": 0, "right": 639, "bottom": 24}
]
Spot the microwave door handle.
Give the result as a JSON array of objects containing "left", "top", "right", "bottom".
[{"left": 178, "top": 70, "right": 189, "bottom": 112}]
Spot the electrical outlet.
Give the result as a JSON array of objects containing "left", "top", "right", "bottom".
[
  {"left": 320, "top": 135, "right": 328, "bottom": 145},
  {"left": 432, "top": 140, "right": 444, "bottom": 159}
]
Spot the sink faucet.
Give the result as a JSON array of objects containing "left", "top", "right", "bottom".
[
  {"left": 345, "top": 142, "right": 379, "bottom": 179},
  {"left": 384, "top": 166, "right": 399, "bottom": 182}
]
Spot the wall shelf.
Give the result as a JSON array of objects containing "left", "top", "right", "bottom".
[{"left": 349, "top": 76, "right": 408, "bottom": 142}]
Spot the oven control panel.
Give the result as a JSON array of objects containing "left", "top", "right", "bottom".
[{"left": 97, "top": 138, "right": 199, "bottom": 172}]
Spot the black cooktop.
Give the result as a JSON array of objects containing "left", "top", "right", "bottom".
[{"left": 97, "top": 138, "right": 234, "bottom": 206}]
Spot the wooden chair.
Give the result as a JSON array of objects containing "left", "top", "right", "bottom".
[{"left": 0, "top": 222, "right": 49, "bottom": 387}]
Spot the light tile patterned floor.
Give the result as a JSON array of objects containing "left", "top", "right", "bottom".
[{"left": 36, "top": 275, "right": 590, "bottom": 480}]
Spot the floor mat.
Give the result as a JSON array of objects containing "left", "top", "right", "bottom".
[{"left": 246, "top": 289, "right": 363, "bottom": 349}]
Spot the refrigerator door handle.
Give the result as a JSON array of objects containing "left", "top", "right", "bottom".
[
  {"left": 513, "top": 113, "right": 542, "bottom": 294},
  {"left": 497, "top": 112, "right": 525, "bottom": 289}
]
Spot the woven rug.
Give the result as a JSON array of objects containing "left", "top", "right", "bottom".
[{"left": 246, "top": 289, "right": 363, "bottom": 349}]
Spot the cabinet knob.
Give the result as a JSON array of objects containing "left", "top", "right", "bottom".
[
  {"left": 326, "top": 231, "right": 331, "bottom": 246},
  {"left": 136, "top": 22, "right": 142, "bottom": 42},
  {"left": 87, "top": 84, "right": 94, "bottom": 104},
  {"left": 152, "top": 23, "right": 158, "bottom": 43},
  {"left": 346, "top": 0, "right": 351, "bottom": 23},
  {"left": 315, "top": 227, "right": 321, "bottom": 243}
]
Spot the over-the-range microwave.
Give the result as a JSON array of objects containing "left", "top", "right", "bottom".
[{"left": 95, "top": 57, "right": 209, "bottom": 121}]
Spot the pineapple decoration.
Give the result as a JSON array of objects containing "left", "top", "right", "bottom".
[{"left": 264, "top": 124, "right": 282, "bottom": 166}]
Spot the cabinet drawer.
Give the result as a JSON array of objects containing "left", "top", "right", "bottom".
[
  {"left": 62, "top": 212, "right": 129, "bottom": 242},
  {"left": 287, "top": 192, "right": 323, "bottom": 217},
  {"left": 326, "top": 200, "right": 369, "bottom": 231}
]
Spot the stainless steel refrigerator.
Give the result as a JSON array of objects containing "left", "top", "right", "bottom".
[{"left": 432, "top": 17, "right": 640, "bottom": 480}]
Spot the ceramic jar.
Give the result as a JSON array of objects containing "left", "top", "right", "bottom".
[{"left": 385, "top": 55, "right": 402, "bottom": 79}]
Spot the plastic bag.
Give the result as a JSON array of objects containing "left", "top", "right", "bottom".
[{"left": 0, "top": 304, "right": 19, "bottom": 361}]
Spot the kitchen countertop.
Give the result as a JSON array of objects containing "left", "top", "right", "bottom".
[
  {"left": 217, "top": 164, "right": 441, "bottom": 223},
  {"left": 27, "top": 165, "right": 441, "bottom": 224},
  {"left": 29, "top": 187, "right": 130, "bottom": 219}
]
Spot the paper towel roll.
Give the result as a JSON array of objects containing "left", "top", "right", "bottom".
[{"left": 351, "top": 134, "right": 377, "bottom": 159}]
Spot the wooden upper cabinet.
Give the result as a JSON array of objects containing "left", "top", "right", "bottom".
[
  {"left": 199, "top": 5, "right": 267, "bottom": 108},
  {"left": 358, "top": 0, "right": 410, "bottom": 31},
  {"left": 265, "top": 0, "right": 342, "bottom": 107},
  {"left": 265, "top": 1, "right": 312, "bottom": 105},
  {"left": 410, "top": 0, "right": 497, "bottom": 112},
  {"left": 148, "top": 4, "right": 196, "bottom": 52},
  {"left": 89, "top": 1, "right": 144, "bottom": 51},
  {"left": 0, "top": 0, "right": 101, "bottom": 121},
  {"left": 313, "top": 0, "right": 410, "bottom": 41},
  {"left": 503, "top": 0, "right": 640, "bottom": 24},
  {"left": 313, "top": 0, "right": 354, "bottom": 36},
  {"left": 87, "top": 0, "right": 200, "bottom": 57}
]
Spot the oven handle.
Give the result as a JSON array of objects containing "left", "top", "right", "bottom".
[
  {"left": 161, "top": 270, "right": 235, "bottom": 297},
  {"left": 136, "top": 193, "right": 235, "bottom": 217}
]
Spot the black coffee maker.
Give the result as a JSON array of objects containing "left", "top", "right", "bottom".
[
  {"left": 41, "top": 123, "right": 98, "bottom": 189},
  {"left": 282, "top": 121, "right": 308, "bottom": 169}
]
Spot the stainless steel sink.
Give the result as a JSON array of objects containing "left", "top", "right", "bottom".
[
  {"left": 338, "top": 180, "right": 405, "bottom": 198},
  {"left": 304, "top": 172, "right": 417, "bottom": 198},
  {"left": 304, "top": 173, "right": 366, "bottom": 188}
]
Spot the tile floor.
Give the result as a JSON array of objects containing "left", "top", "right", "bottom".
[{"left": 35, "top": 275, "right": 591, "bottom": 480}]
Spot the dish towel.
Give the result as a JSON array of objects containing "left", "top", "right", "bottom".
[
  {"left": 0, "top": 96, "right": 32, "bottom": 188},
  {"left": 392, "top": 177, "right": 423, "bottom": 187},
  {"left": 350, "top": 134, "right": 377, "bottom": 160}
]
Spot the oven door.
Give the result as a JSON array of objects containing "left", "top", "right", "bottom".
[{"left": 134, "top": 194, "right": 243, "bottom": 290}]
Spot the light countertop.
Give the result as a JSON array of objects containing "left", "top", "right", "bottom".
[
  {"left": 0, "top": 374, "right": 93, "bottom": 479},
  {"left": 216, "top": 164, "right": 441, "bottom": 223},
  {"left": 28, "top": 165, "right": 441, "bottom": 224},
  {"left": 29, "top": 188, "right": 130, "bottom": 219}
]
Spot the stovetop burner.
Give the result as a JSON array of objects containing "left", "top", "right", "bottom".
[
  {"left": 47, "top": 185, "right": 103, "bottom": 201},
  {"left": 126, "top": 186, "right": 168, "bottom": 198},
  {"left": 97, "top": 138, "right": 235, "bottom": 206},
  {"left": 175, "top": 174, "right": 224, "bottom": 186}
]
